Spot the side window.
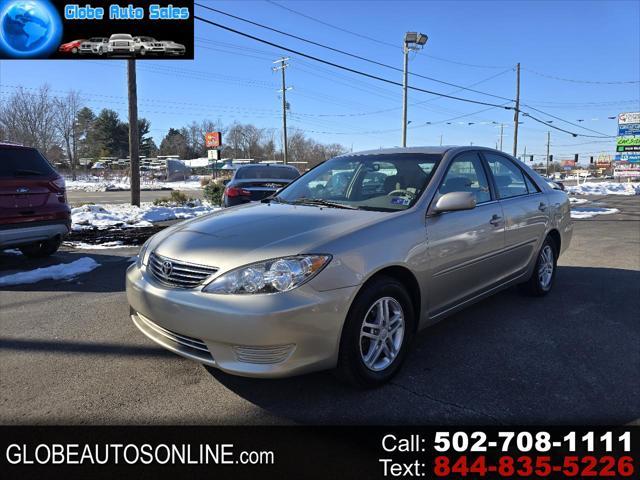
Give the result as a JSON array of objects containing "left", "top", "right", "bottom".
[
  {"left": 524, "top": 174, "right": 540, "bottom": 194},
  {"left": 439, "top": 152, "right": 491, "bottom": 204},
  {"left": 484, "top": 153, "right": 528, "bottom": 199}
]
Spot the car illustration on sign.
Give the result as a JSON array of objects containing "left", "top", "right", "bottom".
[
  {"left": 133, "top": 36, "right": 165, "bottom": 55},
  {"left": 58, "top": 39, "right": 85, "bottom": 54},
  {"left": 161, "top": 40, "right": 186, "bottom": 56},
  {"left": 107, "top": 33, "right": 134, "bottom": 55},
  {"left": 79, "top": 37, "right": 108, "bottom": 55}
]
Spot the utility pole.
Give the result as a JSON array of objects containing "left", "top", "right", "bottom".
[
  {"left": 499, "top": 123, "right": 504, "bottom": 151},
  {"left": 127, "top": 59, "right": 140, "bottom": 207},
  {"left": 273, "top": 57, "right": 290, "bottom": 164},
  {"left": 545, "top": 131, "right": 551, "bottom": 177},
  {"left": 512, "top": 62, "right": 520, "bottom": 157},
  {"left": 439, "top": 134, "right": 443, "bottom": 146}
]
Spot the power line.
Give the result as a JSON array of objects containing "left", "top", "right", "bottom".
[
  {"left": 523, "top": 67, "right": 640, "bottom": 85},
  {"left": 521, "top": 103, "right": 614, "bottom": 137},
  {"left": 194, "top": 15, "right": 615, "bottom": 139},
  {"left": 194, "top": 15, "right": 511, "bottom": 109},
  {"left": 195, "top": 3, "right": 515, "bottom": 102},
  {"left": 263, "top": 0, "right": 509, "bottom": 69}
]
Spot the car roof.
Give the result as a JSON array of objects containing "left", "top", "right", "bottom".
[
  {"left": 0, "top": 142, "right": 32, "bottom": 150},
  {"left": 338, "top": 145, "right": 512, "bottom": 157},
  {"left": 236, "top": 163, "right": 298, "bottom": 169}
]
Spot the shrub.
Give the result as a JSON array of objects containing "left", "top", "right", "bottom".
[
  {"left": 203, "top": 182, "right": 225, "bottom": 206},
  {"left": 153, "top": 190, "right": 194, "bottom": 206}
]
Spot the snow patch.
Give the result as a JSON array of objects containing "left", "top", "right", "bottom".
[
  {"left": 566, "top": 182, "right": 640, "bottom": 196},
  {"left": 65, "top": 176, "right": 202, "bottom": 192},
  {"left": 569, "top": 197, "right": 588, "bottom": 205},
  {"left": 63, "top": 241, "right": 136, "bottom": 250},
  {"left": 71, "top": 202, "right": 219, "bottom": 230},
  {"left": 571, "top": 207, "right": 620, "bottom": 219},
  {"left": 0, "top": 257, "right": 100, "bottom": 286}
]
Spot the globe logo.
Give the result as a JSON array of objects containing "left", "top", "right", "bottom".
[{"left": 0, "top": 0, "right": 62, "bottom": 58}]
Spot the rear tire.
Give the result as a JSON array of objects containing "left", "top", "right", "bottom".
[
  {"left": 19, "top": 236, "right": 62, "bottom": 258},
  {"left": 519, "top": 236, "right": 557, "bottom": 297},
  {"left": 336, "top": 276, "right": 415, "bottom": 388}
]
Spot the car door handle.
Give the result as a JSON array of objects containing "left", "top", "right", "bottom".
[
  {"left": 538, "top": 202, "right": 547, "bottom": 212},
  {"left": 489, "top": 214, "right": 502, "bottom": 226}
]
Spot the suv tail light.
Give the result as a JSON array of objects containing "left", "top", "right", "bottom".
[
  {"left": 50, "top": 176, "right": 66, "bottom": 192},
  {"left": 225, "top": 186, "right": 250, "bottom": 197},
  {"left": 50, "top": 177, "right": 67, "bottom": 203}
]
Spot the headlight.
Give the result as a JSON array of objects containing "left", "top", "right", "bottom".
[
  {"left": 202, "top": 255, "right": 331, "bottom": 294},
  {"left": 137, "top": 238, "right": 153, "bottom": 268}
]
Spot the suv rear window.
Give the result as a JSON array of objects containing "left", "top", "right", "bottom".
[
  {"left": 0, "top": 148, "right": 56, "bottom": 177},
  {"left": 235, "top": 166, "right": 299, "bottom": 180}
]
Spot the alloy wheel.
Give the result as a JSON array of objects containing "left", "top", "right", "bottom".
[
  {"left": 538, "top": 244, "right": 554, "bottom": 290},
  {"left": 359, "top": 297, "right": 405, "bottom": 372}
]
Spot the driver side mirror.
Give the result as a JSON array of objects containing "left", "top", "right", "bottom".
[{"left": 432, "top": 191, "right": 476, "bottom": 213}]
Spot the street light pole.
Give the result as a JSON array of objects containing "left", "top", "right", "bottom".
[
  {"left": 402, "top": 45, "right": 409, "bottom": 147},
  {"left": 401, "top": 32, "right": 428, "bottom": 148}
]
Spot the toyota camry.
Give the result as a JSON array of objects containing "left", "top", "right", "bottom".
[{"left": 126, "top": 146, "right": 572, "bottom": 387}]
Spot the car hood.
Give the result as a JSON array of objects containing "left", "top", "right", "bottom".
[{"left": 151, "top": 202, "right": 384, "bottom": 271}]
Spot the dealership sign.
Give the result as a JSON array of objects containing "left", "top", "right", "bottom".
[
  {"left": 0, "top": 1, "right": 194, "bottom": 60},
  {"left": 616, "top": 153, "right": 640, "bottom": 163}
]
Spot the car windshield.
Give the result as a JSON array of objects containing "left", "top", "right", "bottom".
[
  {"left": 276, "top": 153, "right": 441, "bottom": 212},
  {"left": 235, "top": 166, "right": 299, "bottom": 180},
  {"left": 111, "top": 35, "right": 131, "bottom": 40},
  {"left": 0, "top": 148, "right": 56, "bottom": 177}
]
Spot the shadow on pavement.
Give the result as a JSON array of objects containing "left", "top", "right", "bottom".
[
  {"left": 207, "top": 266, "right": 640, "bottom": 425},
  {"left": 0, "top": 338, "right": 175, "bottom": 359}
]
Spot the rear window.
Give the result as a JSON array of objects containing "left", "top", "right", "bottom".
[
  {"left": 0, "top": 148, "right": 56, "bottom": 177},
  {"left": 235, "top": 166, "right": 299, "bottom": 180}
]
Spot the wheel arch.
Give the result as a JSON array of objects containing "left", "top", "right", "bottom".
[
  {"left": 355, "top": 265, "right": 422, "bottom": 332},
  {"left": 547, "top": 228, "right": 561, "bottom": 258}
]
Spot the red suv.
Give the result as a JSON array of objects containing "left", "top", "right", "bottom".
[{"left": 0, "top": 144, "right": 71, "bottom": 257}]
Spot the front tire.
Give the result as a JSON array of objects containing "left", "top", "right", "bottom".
[
  {"left": 337, "top": 276, "right": 415, "bottom": 388},
  {"left": 19, "top": 236, "right": 62, "bottom": 258},
  {"left": 520, "top": 237, "right": 557, "bottom": 296}
]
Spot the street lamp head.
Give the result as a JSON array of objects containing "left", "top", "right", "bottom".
[
  {"left": 404, "top": 32, "right": 418, "bottom": 44},
  {"left": 405, "top": 32, "right": 428, "bottom": 46}
]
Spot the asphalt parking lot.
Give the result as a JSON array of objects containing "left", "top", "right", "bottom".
[{"left": 1, "top": 195, "right": 638, "bottom": 425}]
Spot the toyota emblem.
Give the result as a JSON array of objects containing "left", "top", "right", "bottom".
[{"left": 161, "top": 260, "right": 173, "bottom": 276}]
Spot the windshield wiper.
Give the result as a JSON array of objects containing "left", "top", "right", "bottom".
[{"left": 292, "top": 198, "right": 359, "bottom": 210}]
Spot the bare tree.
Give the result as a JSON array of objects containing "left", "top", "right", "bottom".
[
  {"left": 0, "top": 85, "right": 57, "bottom": 152},
  {"left": 53, "top": 90, "right": 82, "bottom": 180}
]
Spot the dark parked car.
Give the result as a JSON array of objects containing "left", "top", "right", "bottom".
[
  {"left": 222, "top": 164, "right": 300, "bottom": 207},
  {"left": 0, "top": 144, "right": 71, "bottom": 257}
]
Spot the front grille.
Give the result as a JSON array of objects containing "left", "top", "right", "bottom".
[
  {"left": 114, "top": 41, "right": 130, "bottom": 47},
  {"left": 233, "top": 344, "right": 295, "bottom": 364},
  {"left": 148, "top": 252, "right": 217, "bottom": 289}
]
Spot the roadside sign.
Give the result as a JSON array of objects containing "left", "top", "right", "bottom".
[
  {"left": 207, "top": 149, "right": 220, "bottom": 160},
  {"left": 616, "top": 136, "right": 640, "bottom": 147},
  {"left": 205, "top": 132, "right": 222, "bottom": 148},
  {"left": 617, "top": 145, "right": 640, "bottom": 152},
  {"left": 618, "top": 112, "right": 640, "bottom": 124},
  {"left": 617, "top": 153, "right": 640, "bottom": 163},
  {"left": 618, "top": 123, "right": 640, "bottom": 136}
]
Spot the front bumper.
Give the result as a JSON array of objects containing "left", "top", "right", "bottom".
[{"left": 126, "top": 263, "right": 357, "bottom": 378}]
